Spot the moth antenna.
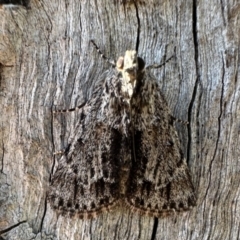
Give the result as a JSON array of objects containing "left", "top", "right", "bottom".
[
  {"left": 146, "top": 55, "right": 174, "bottom": 69},
  {"left": 90, "top": 40, "right": 116, "bottom": 68},
  {"left": 146, "top": 47, "right": 176, "bottom": 69}
]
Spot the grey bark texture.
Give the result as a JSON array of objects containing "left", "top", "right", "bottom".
[{"left": 0, "top": 0, "right": 239, "bottom": 239}]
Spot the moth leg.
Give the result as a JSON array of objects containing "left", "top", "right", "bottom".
[
  {"left": 170, "top": 115, "right": 189, "bottom": 125},
  {"left": 53, "top": 144, "right": 71, "bottom": 156},
  {"left": 53, "top": 102, "right": 86, "bottom": 114},
  {"left": 53, "top": 150, "right": 64, "bottom": 155}
]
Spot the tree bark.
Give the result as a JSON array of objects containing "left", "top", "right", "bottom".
[{"left": 0, "top": 0, "right": 239, "bottom": 239}]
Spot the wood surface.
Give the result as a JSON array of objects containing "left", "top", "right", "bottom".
[{"left": 0, "top": 0, "right": 239, "bottom": 239}]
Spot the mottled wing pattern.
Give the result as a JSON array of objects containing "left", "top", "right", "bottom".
[
  {"left": 48, "top": 70, "right": 126, "bottom": 219},
  {"left": 126, "top": 71, "right": 196, "bottom": 216},
  {"left": 49, "top": 46, "right": 196, "bottom": 219}
]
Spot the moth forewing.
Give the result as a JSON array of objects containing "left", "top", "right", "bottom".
[{"left": 48, "top": 41, "right": 196, "bottom": 218}]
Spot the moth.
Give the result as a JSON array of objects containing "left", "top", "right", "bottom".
[{"left": 48, "top": 41, "right": 196, "bottom": 219}]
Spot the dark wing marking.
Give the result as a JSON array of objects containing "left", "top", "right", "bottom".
[
  {"left": 48, "top": 70, "right": 126, "bottom": 219},
  {"left": 126, "top": 71, "right": 196, "bottom": 217}
]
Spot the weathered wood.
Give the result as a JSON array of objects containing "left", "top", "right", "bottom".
[{"left": 0, "top": 0, "right": 239, "bottom": 239}]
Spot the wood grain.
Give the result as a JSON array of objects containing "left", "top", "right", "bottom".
[{"left": 0, "top": 0, "right": 239, "bottom": 239}]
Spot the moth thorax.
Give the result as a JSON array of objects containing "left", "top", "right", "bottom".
[{"left": 117, "top": 50, "right": 138, "bottom": 98}]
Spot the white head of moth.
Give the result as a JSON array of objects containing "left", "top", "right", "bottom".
[{"left": 116, "top": 50, "right": 145, "bottom": 99}]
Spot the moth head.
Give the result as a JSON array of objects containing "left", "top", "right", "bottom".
[{"left": 117, "top": 50, "right": 145, "bottom": 82}]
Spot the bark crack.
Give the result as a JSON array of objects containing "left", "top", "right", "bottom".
[
  {"left": 187, "top": 0, "right": 200, "bottom": 165},
  {"left": 220, "top": 0, "right": 226, "bottom": 26},
  {"left": 0, "top": 221, "right": 27, "bottom": 235},
  {"left": 0, "top": 105, "right": 4, "bottom": 173},
  {"left": 1, "top": 141, "right": 4, "bottom": 173},
  {"left": 133, "top": 1, "right": 140, "bottom": 52},
  {"left": 39, "top": 196, "right": 48, "bottom": 233},
  {"left": 0, "top": 0, "right": 29, "bottom": 8},
  {"left": 50, "top": 108, "right": 56, "bottom": 181},
  {"left": 150, "top": 218, "right": 158, "bottom": 240},
  {"left": 206, "top": 54, "right": 225, "bottom": 197}
]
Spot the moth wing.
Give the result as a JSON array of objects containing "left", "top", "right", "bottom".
[
  {"left": 48, "top": 71, "right": 123, "bottom": 218},
  {"left": 126, "top": 72, "right": 196, "bottom": 217}
]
